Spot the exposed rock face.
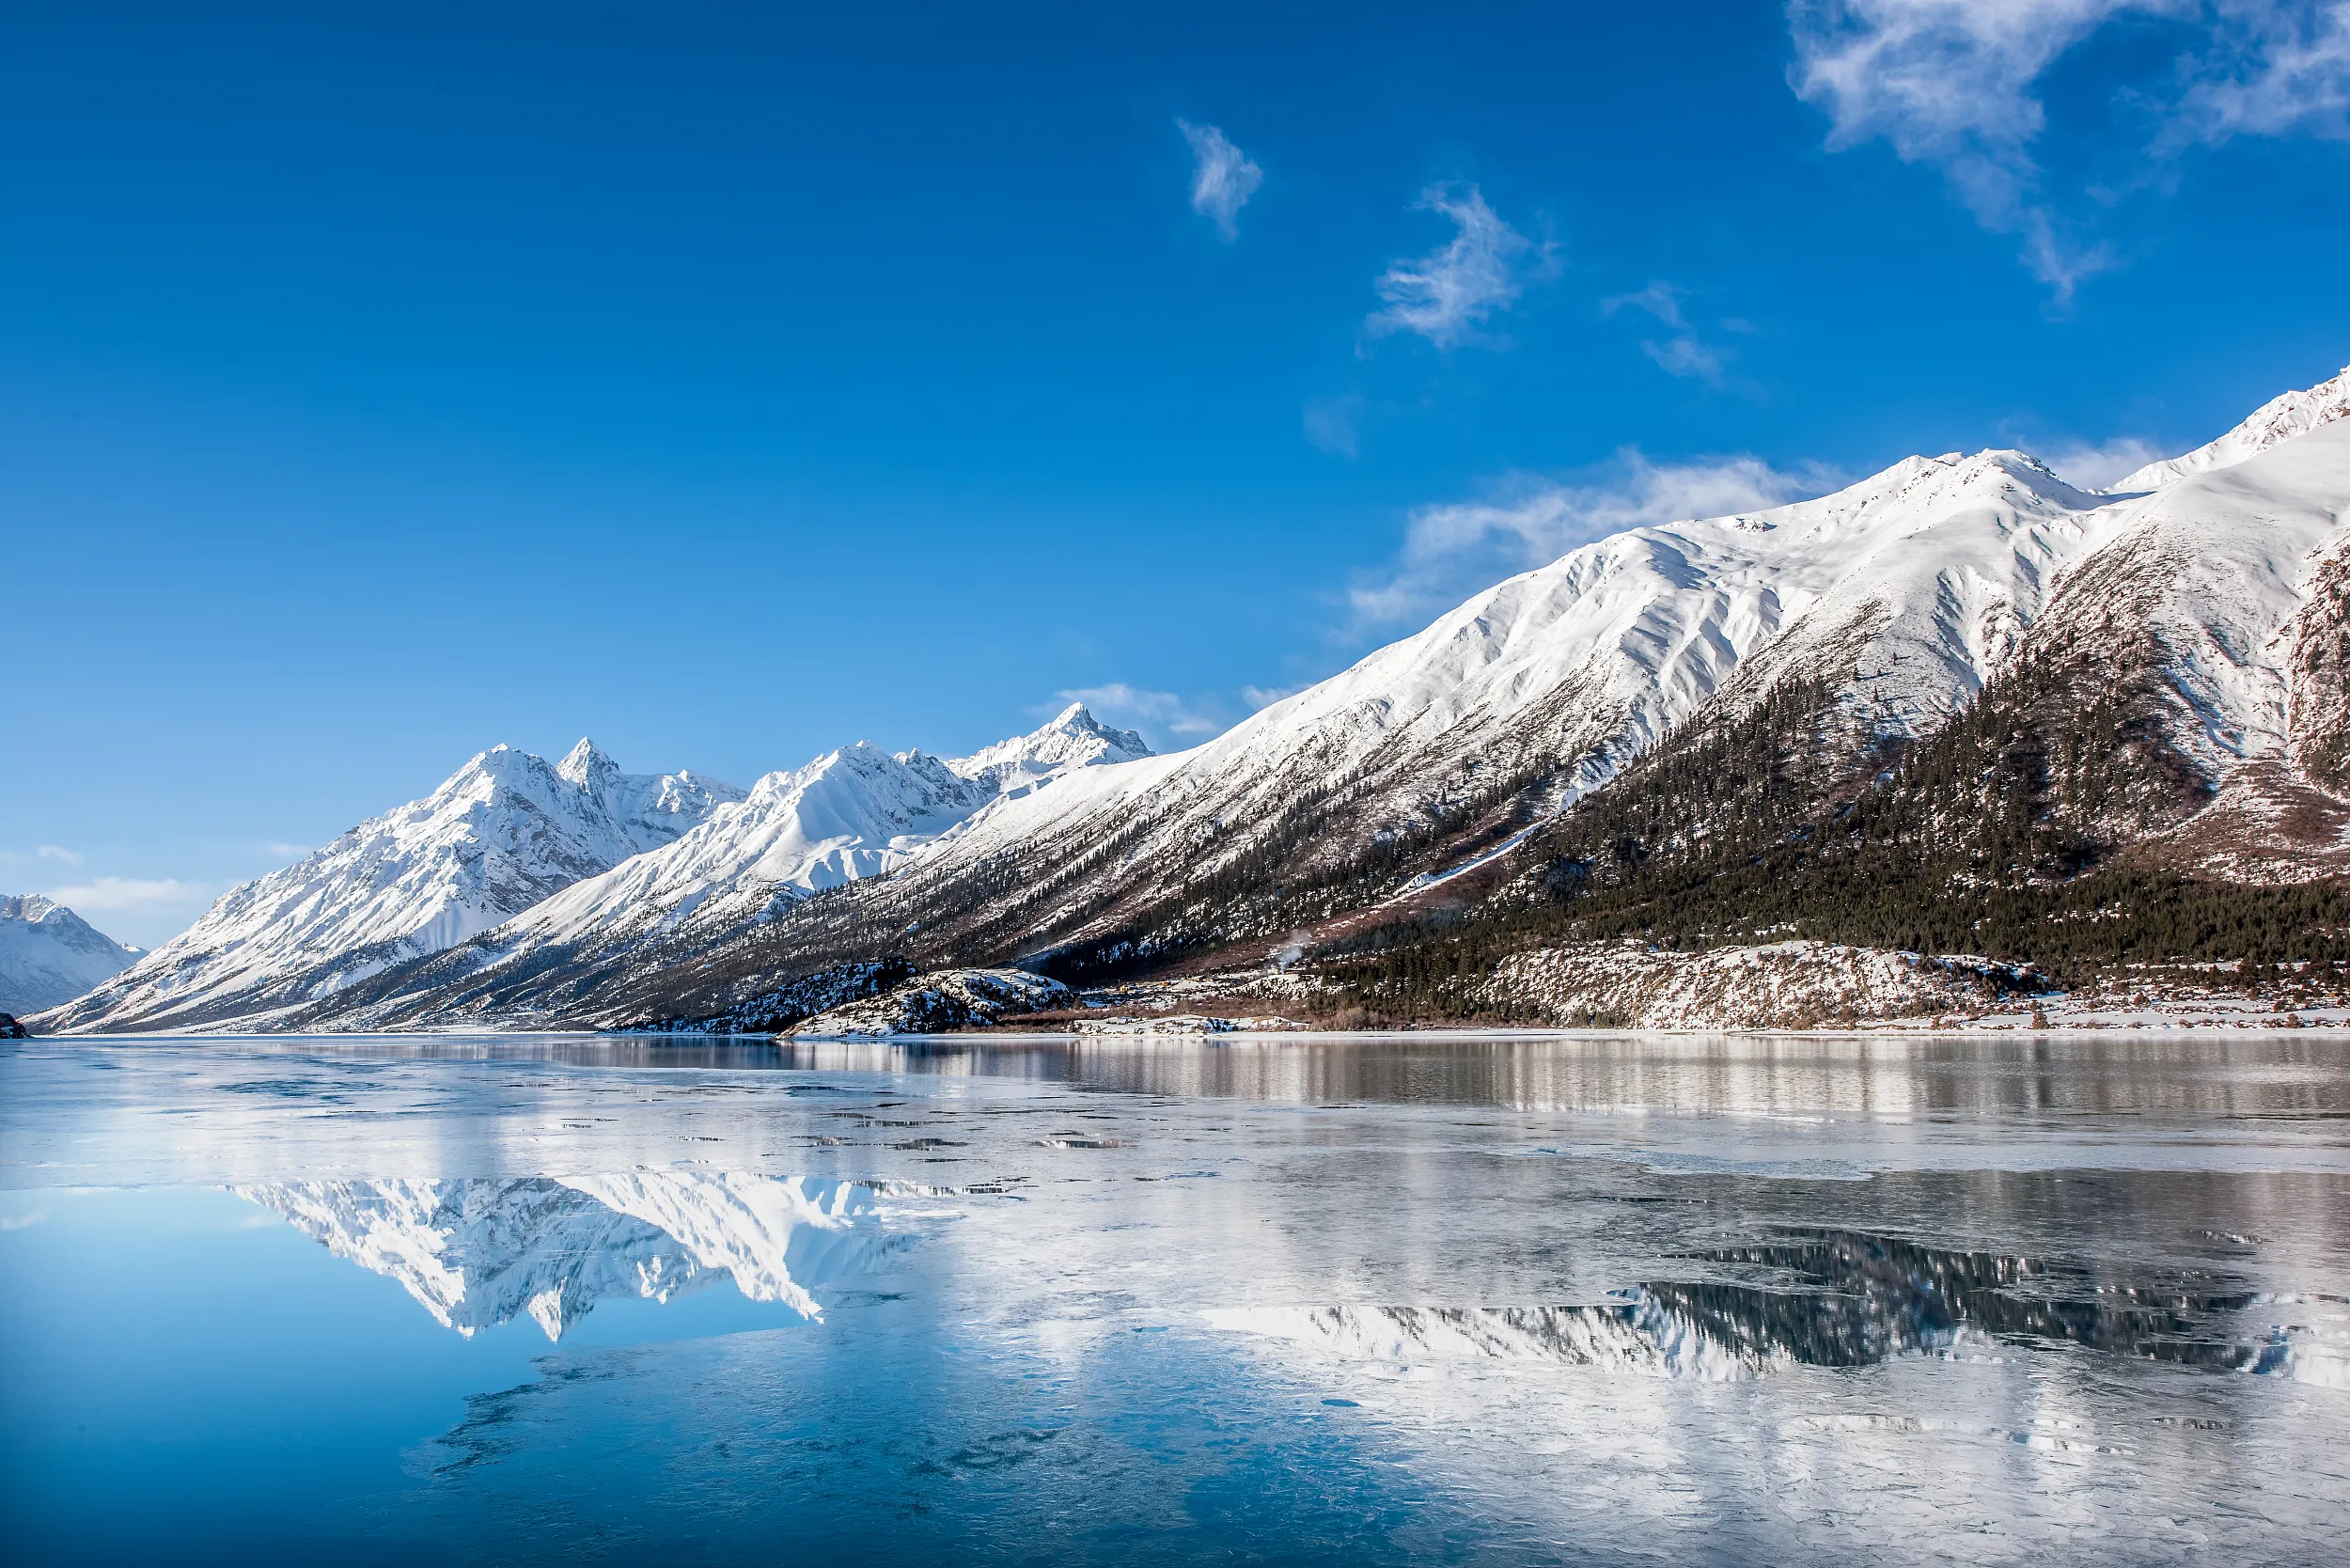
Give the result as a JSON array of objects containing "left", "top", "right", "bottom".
[
  {"left": 0, "top": 1012, "right": 28, "bottom": 1040},
  {"left": 791, "top": 968, "right": 1070, "bottom": 1037},
  {"left": 2290, "top": 540, "right": 2350, "bottom": 796}
]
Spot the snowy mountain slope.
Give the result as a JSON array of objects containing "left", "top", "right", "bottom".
[
  {"left": 36, "top": 741, "right": 741, "bottom": 1034},
  {"left": 239, "top": 1173, "right": 899, "bottom": 1340},
  {"left": 0, "top": 895, "right": 139, "bottom": 1015},
  {"left": 812, "top": 450, "right": 2145, "bottom": 953},
  {"left": 2113, "top": 364, "right": 2350, "bottom": 493},
  {"left": 2041, "top": 419, "right": 2350, "bottom": 777},
  {"left": 898, "top": 387, "right": 2350, "bottom": 966}
]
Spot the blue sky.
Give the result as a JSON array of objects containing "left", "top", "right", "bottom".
[{"left": 7, "top": 1, "right": 2349, "bottom": 946}]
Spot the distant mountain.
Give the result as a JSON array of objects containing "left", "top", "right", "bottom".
[
  {"left": 0, "top": 895, "right": 139, "bottom": 1015},
  {"left": 267, "top": 706, "right": 1151, "bottom": 1029},
  {"left": 36, "top": 741, "right": 742, "bottom": 1033}
]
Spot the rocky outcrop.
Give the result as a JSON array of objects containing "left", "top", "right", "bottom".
[{"left": 791, "top": 968, "right": 1070, "bottom": 1037}]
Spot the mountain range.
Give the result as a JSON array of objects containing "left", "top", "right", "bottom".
[{"left": 22, "top": 361, "right": 2350, "bottom": 1034}]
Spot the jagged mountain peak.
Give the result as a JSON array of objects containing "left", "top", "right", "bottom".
[
  {"left": 2113, "top": 362, "right": 2350, "bottom": 494},
  {"left": 556, "top": 736, "right": 619, "bottom": 789},
  {"left": 944, "top": 702, "right": 1153, "bottom": 796}
]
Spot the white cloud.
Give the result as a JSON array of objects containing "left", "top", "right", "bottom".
[
  {"left": 36, "top": 844, "right": 83, "bottom": 865},
  {"left": 1788, "top": 2, "right": 2350, "bottom": 299},
  {"left": 1055, "top": 683, "right": 1227, "bottom": 741},
  {"left": 1349, "top": 449, "right": 1839, "bottom": 627},
  {"left": 1366, "top": 184, "right": 1544, "bottom": 350},
  {"left": 40, "top": 876, "right": 212, "bottom": 916},
  {"left": 2173, "top": 1, "right": 2350, "bottom": 143},
  {"left": 1303, "top": 392, "right": 1365, "bottom": 456},
  {"left": 1603, "top": 281, "right": 1729, "bottom": 384},
  {"left": 1177, "top": 119, "right": 1263, "bottom": 241},
  {"left": 259, "top": 841, "right": 313, "bottom": 860},
  {"left": 1242, "top": 683, "right": 1306, "bottom": 711},
  {"left": 2042, "top": 433, "right": 2170, "bottom": 488},
  {"left": 0, "top": 1211, "right": 47, "bottom": 1231},
  {"left": 1788, "top": 0, "right": 2131, "bottom": 299}
]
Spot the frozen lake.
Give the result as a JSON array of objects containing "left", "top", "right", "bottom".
[{"left": 4, "top": 1030, "right": 2346, "bottom": 1565}]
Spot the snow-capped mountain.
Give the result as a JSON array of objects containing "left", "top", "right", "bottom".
[
  {"left": 36, "top": 741, "right": 741, "bottom": 1034},
  {"left": 277, "top": 705, "right": 1152, "bottom": 1026},
  {"left": 39, "top": 361, "right": 2350, "bottom": 1034},
  {"left": 0, "top": 895, "right": 140, "bottom": 1016},
  {"left": 511, "top": 704, "right": 1145, "bottom": 942},
  {"left": 239, "top": 1172, "right": 901, "bottom": 1340},
  {"left": 226, "top": 359, "right": 2350, "bottom": 1032}
]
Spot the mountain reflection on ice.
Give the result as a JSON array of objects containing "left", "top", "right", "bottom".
[
  {"left": 1209, "top": 1228, "right": 2337, "bottom": 1383},
  {"left": 238, "top": 1173, "right": 905, "bottom": 1339},
  {"left": 7, "top": 1033, "right": 2350, "bottom": 1567}
]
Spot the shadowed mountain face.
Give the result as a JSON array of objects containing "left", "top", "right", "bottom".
[{"left": 238, "top": 1172, "right": 908, "bottom": 1340}]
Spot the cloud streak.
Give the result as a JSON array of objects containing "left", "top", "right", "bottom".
[
  {"left": 2041, "top": 433, "right": 2170, "bottom": 489},
  {"left": 1366, "top": 184, "right": 1543, "bottom": 350},
  {"left": 1788, "top": 1, "right": 2350, "bottom": 300},
  {"left": 1177, "top": 119, "right": 1263, "bottom": 241},
  {"left": 1603, "top": 281, "right": 1729, "bottom": 384},
  {"left": 1302, "top": 391, "right": 1365, "bottom": 456},
  {"left": 40, "top": 875, "right": 212, "bottom": 916},
  {"left": 1350, "top": 450, "right": 1839, "bottom": 628},
  {"left": 2172, "top": 1, "right": 2350, "bottom": 143}
]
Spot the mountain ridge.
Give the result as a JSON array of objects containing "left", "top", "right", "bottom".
[{"left": 35, "top": 359, "right": 2350, "bottom": 1035}]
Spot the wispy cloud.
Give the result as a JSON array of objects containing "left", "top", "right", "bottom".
[
  {"left": 40, "top": 876, "right": 212, "bottom": 916},
  {"left": 1788, "top": 0, "right": 2124, "bottom": 301},
  {"left": 1177, "top": 119, "right": 1263, "bottom": 241},
  {"left": 2041, "top": 433, "right": 2169, "bottom": 489},
  {"left": 1603, "top": 281, "right": 1729, "bottom": 384},
  {"left": 1302, "top": 391, "right": 1366, "bottom": 456},
  {"left": 2170, "top": 1, "right": 2350, "bottom": 143},
  {"left": 0, "top": 1211, "right": 48, "bottom": 1231},
  {"left": 1366, "top": 184, "right": 1545, "bottom": 350},
  {"left": 1349, "top": 450, "right": 1840, "bottom": 628},
  {"left": 1056, "top": 683, "right": 1227, "bottom": 743},
  {"left": 258, "top": 841, "right": 313, "bottom": 861},
  {"left": 36, "top": 844, "right": 83, "bottom": 866},
  {"left": 1788, "top": 1, "right": 2350, "bottom": 301}
]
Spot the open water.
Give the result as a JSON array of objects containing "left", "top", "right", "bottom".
[{"left": 3, "top": 1029, "right": 2345, "bottom": 1565}]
